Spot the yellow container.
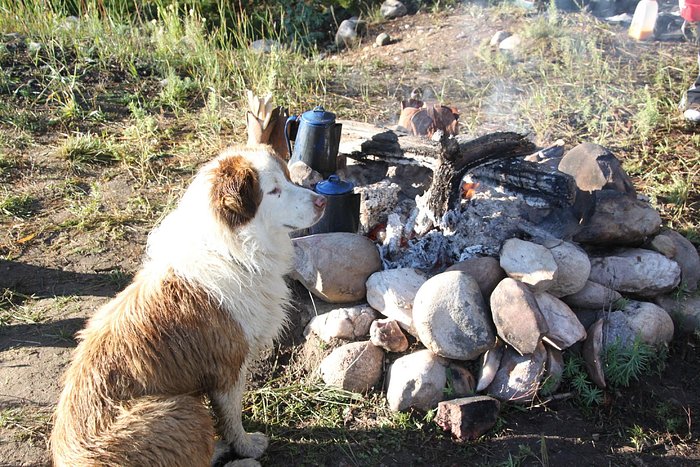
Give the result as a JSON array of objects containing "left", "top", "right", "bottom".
[{"left": 628, "top": 0, "right": 658, "bottom": 40}]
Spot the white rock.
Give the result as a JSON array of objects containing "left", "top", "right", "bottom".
[
  {"left": 413, "top": 271, "right": 496, "bottom": 360},
  {"left": 534, "top": 292, "right": 586, "bottom": 350},
  {"left": 490, "top": 30, "right": 512, "bottom": 47},
  {"left": 500, "top": 238, "right": 558, "bottom": 292},
  {"left": 476, "top": 340, "right": 504, "bottom": 392},
  {"left": 588, "top": 248, "right": 681, "bottom": 298},
  {"left": 304, "top": 305, "right": 377, "bottom": 342},
  {"left": 498, "top": 34, "right": 521, "bottom": 51},
  {"left": 291, "top": 233, "right": 381, "bottom": 303},
  {"left": 366, "top": 267, "right": 426, "bottom": 335},
  {"left": 386, "top": 349, "right": 447, "bottom": 412},
  {"left": 319, "top": 341, "right": 384, "bottom": 393},
  {"left": 546, "top": 241, "right": 591, "bottom": 297}
]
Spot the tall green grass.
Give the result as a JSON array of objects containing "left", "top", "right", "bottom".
[{"left": 0, "top": 0, "right": 333, "bottom": 111}]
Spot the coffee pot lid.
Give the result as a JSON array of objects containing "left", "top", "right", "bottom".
[
  {"left": 300, "top": 106, "right": 336, "bottom": 127},
  {"left": 315, "top": 175, "right": 354, "bottom": 195}
]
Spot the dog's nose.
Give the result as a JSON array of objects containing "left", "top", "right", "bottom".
[{"left": 314, "top": 195, "right": 326, "bottom": 212}]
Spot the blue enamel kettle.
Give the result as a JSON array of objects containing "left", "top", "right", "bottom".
[
  {"left": 285, "top": 106, "right": 342, "bottom": 178},
  {"left": 309, "top": 175, "right": 360, "bottom": 234}
]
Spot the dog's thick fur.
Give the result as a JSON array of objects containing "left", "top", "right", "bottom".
[{"left": 50, "top": 145, "right": 326, "bottom": 467}]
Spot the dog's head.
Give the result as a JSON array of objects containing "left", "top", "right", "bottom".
[{"left": 209, "top": 145, "right": 326, "bottom": 233}]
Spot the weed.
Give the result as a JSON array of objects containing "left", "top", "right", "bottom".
[
  {"left": 0, "top": 288, "right": 43, "bottom": 326},
  {"left": 562, "top": 354, "right": 604, "bottom": 407},
  {"left": 0, "top": 191, "right": 37, "bottom": 219},
  {"left": 603, "top": 338, "right": 665, "bottom": 388},
  {"left": 106, "top": 268, "right": 132, "bottom": 291},
  {"left": 0, "top": 406, "right": 50, "bottom": 445},
  {"left": 59, "top": 132, "right": 121, "bottom": 166}
]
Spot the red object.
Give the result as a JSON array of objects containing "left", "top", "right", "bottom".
[{"left": 681, "top": 0, "right": 700, "bottom": 22}]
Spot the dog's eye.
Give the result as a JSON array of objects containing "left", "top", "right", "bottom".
[{"left": 267, "top": 187, "right": 281, "bottom": 196}]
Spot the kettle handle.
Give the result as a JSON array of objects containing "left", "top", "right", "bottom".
[{"left": 284, "top": 115, "right": 299, "bottom": 158}]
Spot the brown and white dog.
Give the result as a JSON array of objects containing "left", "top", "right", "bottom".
[{"left": 50, "top": 145, "right": 326, "bottom": 466}]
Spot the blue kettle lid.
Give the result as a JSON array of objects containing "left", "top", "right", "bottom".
[
  {"left": 315, "top": 175, "right": 354, "bottom": 195},
  {"left": 300, "top": 106, "right": 336, "bottom": 127}
]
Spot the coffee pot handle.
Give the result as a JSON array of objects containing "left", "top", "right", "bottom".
[{"left": 284, "top": 115, "right": 299, "bottom": 158}]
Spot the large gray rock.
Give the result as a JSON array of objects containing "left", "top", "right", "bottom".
[
  {"left": 413, "top": 271, "right": 496, "bottom": 360},
  {"left": 445, "top": 256, "right": 506, "bottom": 299},
  {"left": 436, "top": 396, "right": 500, "bottom": 442},
  {"left": 656, "top": 295, "right": 700, "bottom": 335},
  {"left": 562, "top": 280, "right": 622, "bottom": 311},
  {"left": 380, "top": 0, "right": 408, "bottom": 19},
  {"left": 490, "top": 278, "right": 548, "bottom": 355},
  {"left": 558, "top": 143, "right": 636, "bottom": 194},
  {"left": 335, "top": 17, "right": 367, "bottom": 49},
  {"left": 291, "top": 233, "right": 381, "bottom": 303},
  {"left": 651, "top": 230, "right": 700, "bottom": 293},
  {"left": 618, "top": 300, "right": 674, "bottom": 346},
  {"left": 319, "top": 341, "right": 384, "bottom": 393},
  {"left": 546, "top": 241, "right": 590, "bottom": 297},
  {"left": 499, "top": 238, "right": 558, "bottom": 292},
  {"left": 574, "top": 190, "right": 662, "bottom": 245},
  {"left": 487, "top": 343, "right": 547, "bottom": 403},
  {"left": 366, "top": 267, "right": 426, "bottom": 335},
  {"left": 386, "top": 349, "right": 447, "bottom": 412},
  {"left": 304, "top": 305, "right": 377, "bottom": 343},
  {"left": 534, "top": 292, "right": 586, "bottom": 350},
  {"left": 588, "top": 248, "right": 681, "bottom": 298}
]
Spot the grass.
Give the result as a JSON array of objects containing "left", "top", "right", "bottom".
[
  {"left": 0, "top": 406, "right": 51, "bottom": 445},
  {"left": 0, "top": 288, "right": 43, "bottom": 326},
  {"left": 0, "top": 192, "right": 37, "bottom": 219}
]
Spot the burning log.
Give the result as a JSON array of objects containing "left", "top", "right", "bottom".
[{"left": 425, "top": 131, "right": 537, "bottom": 222}]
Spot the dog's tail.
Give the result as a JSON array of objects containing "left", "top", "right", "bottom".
[{"left": 51, "top": 394, "right": 214, "bottom": 467}]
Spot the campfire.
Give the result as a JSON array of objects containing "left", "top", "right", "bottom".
[{"left": 247, "top": 95, "right": 697, "bottom": 442}]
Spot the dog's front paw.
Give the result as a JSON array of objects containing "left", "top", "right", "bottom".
[{"left": 234, "top": 432, "right": 268, "bottom": 459}]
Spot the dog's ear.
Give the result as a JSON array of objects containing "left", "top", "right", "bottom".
[{"left": 211, "top": 155, "right": 262, "bottom": 228}]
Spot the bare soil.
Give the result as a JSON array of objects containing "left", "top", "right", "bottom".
[{"left": 1, "top": 4, "right": 700, "bottom": 467}]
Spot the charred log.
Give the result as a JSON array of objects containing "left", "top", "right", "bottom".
[{"left": 426, "top": 132, "right": 538, "bottom": 221}]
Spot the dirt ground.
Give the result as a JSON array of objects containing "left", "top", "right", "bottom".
[{"left": 1, "top": 3, "right": 700, "bottom": 466}]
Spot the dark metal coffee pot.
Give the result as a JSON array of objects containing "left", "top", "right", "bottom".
[
  {"left": 310, "top": 175, "right": 360, "bottom": 234},
  {"left": 285, "top": 106, "right": 342, "bottom": 178}
]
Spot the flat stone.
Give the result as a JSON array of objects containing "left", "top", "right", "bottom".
[
  {"left": 386, "top": 349, "right": 447, "bottom": 412},
  {"left": 558, "top": 143, "right": 636, "bottom": 194},
  {"left": 500, "top": 238, "right": 558, "bottom": 292},
  {"left": 476, "top": 341, "right": 504, "bottom": 392},
  {"left": 319, "top": 341, "right": 384, "bottom": 393},
  {"left": 562, "top": 280, "right": 622, "bottom": 311},
  {"left": 435, "top": 396, "right": 500, "bottom": 442},
  {"left": 583, "top": 319, "right": 606, "bottom": 388},
  {"left": 588, "top": 248, "right": 681, "bottom": 298},
  {"left": 490, "top": 278, "right": 548, "bottom": 355},
  {"left": 487, "top": 342, "right": 547, "bottom": 403},
  {"left": 291, "top": 233, "right": 381, "bottom": 303},
  {"left": 542, "top": 347, "right": 564, "bottom": 395},
  {"left": 413, "top": 271, "right": 496, "bottom": 360},
  {"left": 366, "top": 267, "right": 426, "bottom": 335}
]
